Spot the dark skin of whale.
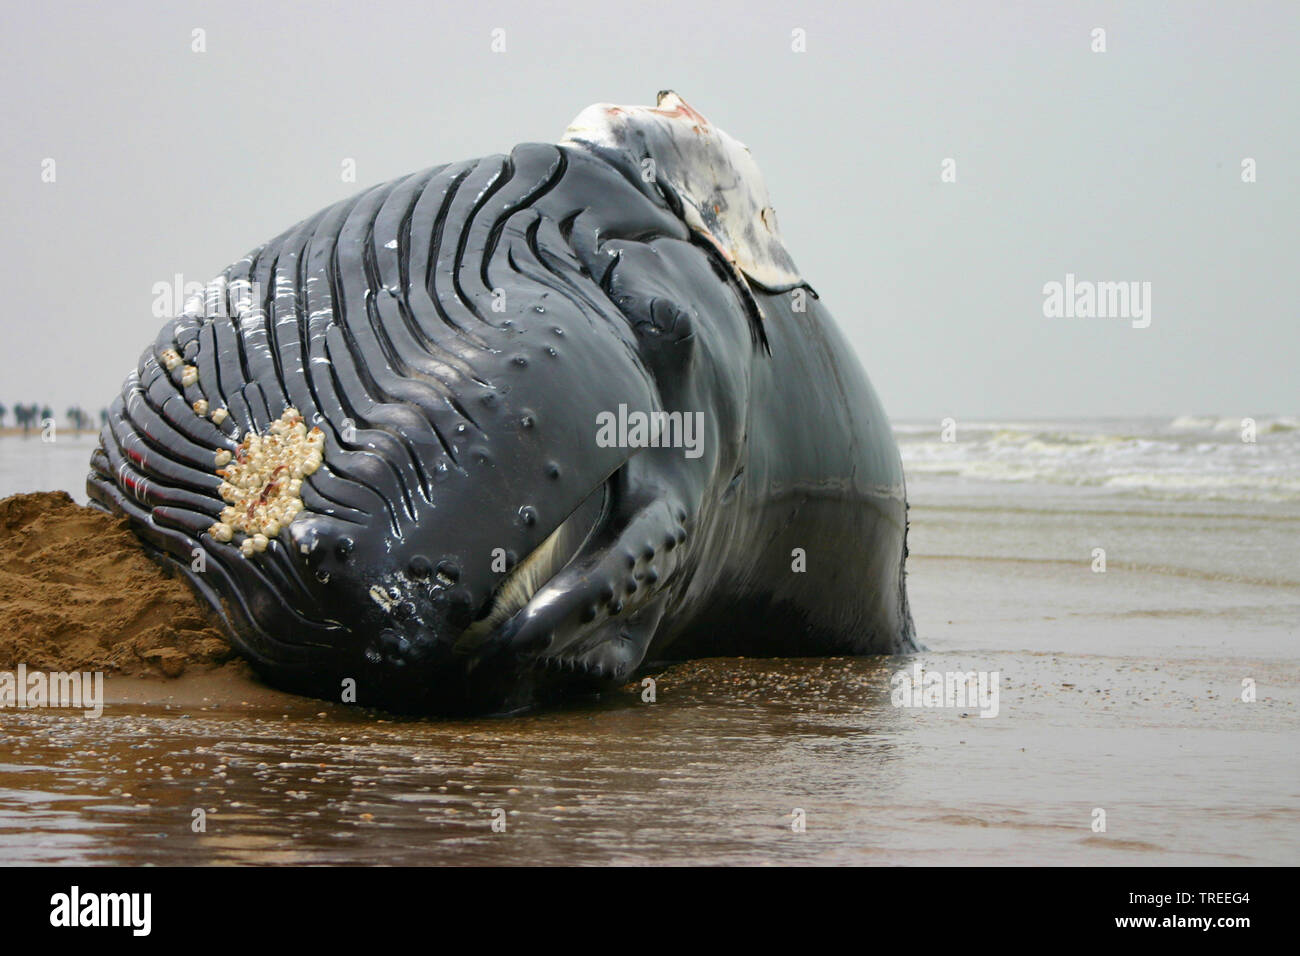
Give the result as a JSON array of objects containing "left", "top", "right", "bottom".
[{"left": 88, "top": 134, "right": 916, "bottom": 715}]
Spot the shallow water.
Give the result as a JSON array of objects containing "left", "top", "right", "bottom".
[
  {"left": 2, "top": 644, "right": 1296, "bottom": 865},
  {"left": 1, "top": 420, "right": 1298, "bottom": 865}
]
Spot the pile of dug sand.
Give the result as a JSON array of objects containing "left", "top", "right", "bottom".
[{"left": 0, "top": 491, "right": 235, "bottom": 678}]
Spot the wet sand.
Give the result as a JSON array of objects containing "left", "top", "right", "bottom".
[
  {"left": 2, "top": 469, "right": 1296, "bottom": 865},
  {"left": 2, "top": 648, "right": 1294, "bottom": 865}
]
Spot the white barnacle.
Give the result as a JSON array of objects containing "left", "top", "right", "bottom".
[
  {"left": 211, "top": 407, "right": 229, "bottom": 425},
  {"left": 209, "top": 522, "right": 234, "bottom": 543},
  {"left": 160, "top": 348, "right": 182, "bottom": 371},
  {"left": 181, "top": 365, "right": 199, "bottom": 387},
  {"left": 193, "top": 399, "right": 210, "bottom": 417},
  {"left": 240, "top": 538, "right": 255, "bottom": 558},
  {"left": 207, "top": 407, "right": 316, "bottom": 548}
]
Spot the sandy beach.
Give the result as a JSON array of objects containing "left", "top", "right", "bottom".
[{"left": 0, "top": 419, "right": 1295, "bottom": 864}]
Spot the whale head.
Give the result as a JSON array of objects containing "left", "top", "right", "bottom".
[{"left": 90, "top": 96, "right": 786, "bottom": 715}]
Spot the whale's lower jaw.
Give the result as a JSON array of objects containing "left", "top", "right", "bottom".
[{"left": 98, "top": 531, "right": 616, "bottom": 716}]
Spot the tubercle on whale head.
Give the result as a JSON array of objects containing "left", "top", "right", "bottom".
[{"left": 559, "top": 91, "right": 805, "bottom": 294}]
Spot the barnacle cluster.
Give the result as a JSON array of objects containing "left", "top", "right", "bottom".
[
  {"left": 161, "top": 346, "right": 232, "bottom": 425},
  {"left": 206, "top": 407, "right": 324, "bottom": 556}
]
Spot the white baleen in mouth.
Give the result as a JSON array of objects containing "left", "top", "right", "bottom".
[
  {"left": 559, "top": 91, "right": 803, "bottom": 291},
  {"left": 458, "top": 483, "right": 608, "bottom": 647}
]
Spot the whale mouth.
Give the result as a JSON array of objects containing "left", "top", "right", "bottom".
[
  {"left": 452, "top": 453, "right": 679, "bottom": 685},
  {"left": 455, "top": 468, "right": 616, "bottom": 657}
]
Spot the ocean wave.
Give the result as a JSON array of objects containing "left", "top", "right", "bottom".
[
  {"left": 895, "top": 417, "right": 1300, "bottom": 502},
  {"left": 1168, "top": 414, "right": 1298, "bottom": 433}
]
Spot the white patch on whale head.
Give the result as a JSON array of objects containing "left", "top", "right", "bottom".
[{"left": 559, "top": 91, "right": 803, "bottom": 290}]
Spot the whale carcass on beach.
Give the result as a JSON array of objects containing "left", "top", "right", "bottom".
[{"left": 88, "top": 92, "right": 916, "bottom": 714}]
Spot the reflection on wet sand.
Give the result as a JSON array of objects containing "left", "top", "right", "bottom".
[
  {"left": 1, "top": 659, "right": 911, "bottom": 866},
  {"left": 3, "top": 650, "right": 1296, "bottom": 865}
]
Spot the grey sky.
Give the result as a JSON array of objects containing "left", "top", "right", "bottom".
[{"left": 1, "top": 0, "right": 1295, "bottom": 422}]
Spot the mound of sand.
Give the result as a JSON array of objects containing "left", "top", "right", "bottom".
[{"left": 0, "top": 491, "right": 234, "bottom": 677}]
